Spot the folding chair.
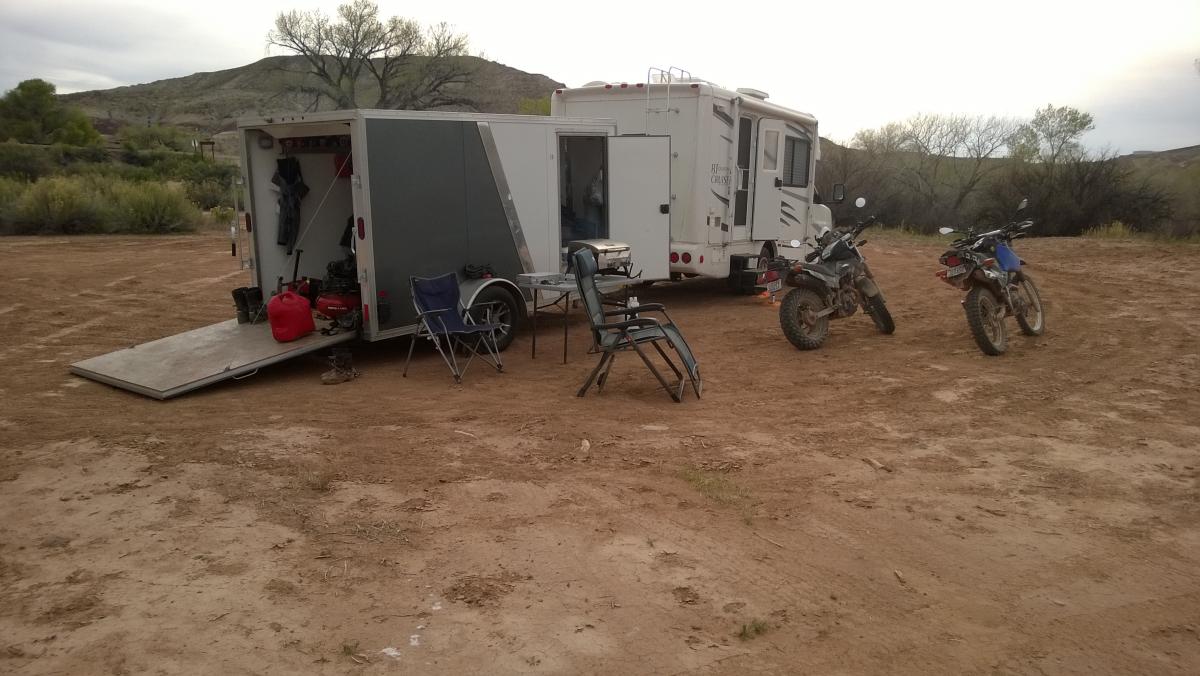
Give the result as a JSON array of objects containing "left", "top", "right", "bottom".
[
  {"left": 572, "top": 249, "right": 702, "bottom": 402},
  {"left": 403, "top": 273, "right": 503, "bottom": 383}
]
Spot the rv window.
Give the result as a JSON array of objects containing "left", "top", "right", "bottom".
[
  {"left": 763, "top": 131, "right": 779, "bottom": 171},
  {"left": 782, "top": 136, "right": 811, "bottom": 188}
]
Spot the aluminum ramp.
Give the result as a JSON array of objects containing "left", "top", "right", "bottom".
[{"left": 70, "top": 320, "right": 356, "bottom": 400}]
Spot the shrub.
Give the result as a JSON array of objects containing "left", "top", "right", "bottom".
[
  {"left": 0, "top": 176, "right": 28, "bottom": 230},
  {"left": 186, "top": 178, "right": 232, "bottom": 209},
  {"left": 120, "top": 125, "right": 193, "bottom": 152},
  {"left": 110, "top": 181, "right": 198, "bottom": 233},
  {"left": 1084, "top": 221, "right": 1137, "bottom": 240},
  {"left": 0, "top": 140, "right": 60, "bottom": 180},
  {"left": 16, "top": 176, "right": 105, "bottom": 234}
]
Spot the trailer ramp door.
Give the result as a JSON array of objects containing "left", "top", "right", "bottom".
[
  {"left": 70, "top": 320, "right": 355, "bottom": 400},
  {"left": 608, "top": 136, "right": 671, "bottom": 280}
]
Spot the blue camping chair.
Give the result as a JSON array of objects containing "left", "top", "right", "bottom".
[
  {"left": 403, "top": 273, "right": 503, "bottom": 383},
  {"left": 572, "top": 249, "right": 701, "bottom": 402}
]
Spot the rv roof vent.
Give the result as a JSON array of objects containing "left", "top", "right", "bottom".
[
  {"left": 736, "top": 88, "right": 770, "bottom": 100},
  {"left": 583, "top": 81, "right": 610, "bottom": 87}
]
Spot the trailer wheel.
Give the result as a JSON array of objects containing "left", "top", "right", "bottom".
[{"left": 468, "top": 286, "right": 521, "bottom": 352}]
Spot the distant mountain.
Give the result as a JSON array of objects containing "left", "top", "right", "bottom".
[{"left": 60, "top": 56, "right": 564, "bottom": 134}]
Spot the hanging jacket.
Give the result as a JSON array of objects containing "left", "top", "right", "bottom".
[{"left": 272, "top": 157, "right": 309, "bottom": 254}]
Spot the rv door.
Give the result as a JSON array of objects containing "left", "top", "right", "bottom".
[
  {"left": 607, "top": 136, "right": 671, "bottom": 280},
  {"left": 751, "top": 119, "right": 786, "bottom": 241}
]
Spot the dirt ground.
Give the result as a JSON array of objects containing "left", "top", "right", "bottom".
[{"left": 0, "top": 231, "right": 1197, "bottom": 675}]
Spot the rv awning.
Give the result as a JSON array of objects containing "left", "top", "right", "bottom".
[{"left": 70, "top": 320, "right": 355, "bottom": 400}]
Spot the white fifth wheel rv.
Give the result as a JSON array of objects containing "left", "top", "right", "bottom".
[
  {"left": 71, "top": 109, "right": 672, "bottom": 399},
  {"left": 551, "top": 73, "right": 837, "bottom": 289}
]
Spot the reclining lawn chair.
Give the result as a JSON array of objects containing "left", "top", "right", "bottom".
[
  {"left": 403, "top": 272, "right": 503, "bottom": 384},
  {"left": 572, "top": 249, "right": 701, "bottom": 402}
]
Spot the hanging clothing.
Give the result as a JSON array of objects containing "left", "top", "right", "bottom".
[{"left": 273, "top": 157, "right": 309, "bottom": 255}]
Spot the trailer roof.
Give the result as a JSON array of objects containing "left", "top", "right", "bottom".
[
  {"left": 236, "top": 109, "right": 617, "bottom": 130},
  {"left": 554, "top": 82, "right": 818, "bottom": 127}
]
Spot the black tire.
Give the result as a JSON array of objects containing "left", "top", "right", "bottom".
[
  {"left": 779, "top": 287, "right": 829, "bottom": 350},
  {"left": 468, "top": 286, "right": 521, "bottom": 352},
  {"left": 865, "top": 293, "right": 895, "bottom": 334},
  {"left": 1013, "top": 275, "right": 1045, "bottom": 336},
  {"left": 964, "top": 285, "right": 1007, "bottom": 356}
]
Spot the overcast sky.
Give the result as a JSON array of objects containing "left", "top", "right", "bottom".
[{"left": 1, "top": 0, "right": 1197, "bottom": 152}]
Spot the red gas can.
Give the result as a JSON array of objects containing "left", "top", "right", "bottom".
[{"left": 267, "top": 291, "right": 316, "bottom": 342}]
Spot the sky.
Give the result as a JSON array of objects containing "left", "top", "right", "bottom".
[{"left": 1, "top": 0, "right": 1197, "bottom": 153}]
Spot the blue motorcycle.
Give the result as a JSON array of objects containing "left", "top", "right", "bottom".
[{"left": 935, "top": 199, "right": 1045, "bottom": 355}]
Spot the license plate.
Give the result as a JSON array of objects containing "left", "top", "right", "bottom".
[
  {"left": 766, "top": 279, "right": 782, "bottom": 293},
  {"left": 945, "top": 264, "right": 967, "bottom": 277}
]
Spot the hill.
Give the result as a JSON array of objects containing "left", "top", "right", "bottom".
[{"left": 60, "top": 56, "right": 564, "bottom": 133}]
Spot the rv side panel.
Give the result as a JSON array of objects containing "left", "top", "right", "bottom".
[{"left": 364, "top": 118, "right": 524, "bottom": 332}]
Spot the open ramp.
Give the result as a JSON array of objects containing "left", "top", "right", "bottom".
[{"left": 70, "top": 320, "right": 355, "bottom": 400}]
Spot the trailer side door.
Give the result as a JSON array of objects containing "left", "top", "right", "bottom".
[{"left": 607, "top": 136, "right": 671, "bottom": 280}]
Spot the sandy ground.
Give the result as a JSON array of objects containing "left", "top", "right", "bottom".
[{"left": 0, "top": 231, "right": 1197, "bottom": 675}]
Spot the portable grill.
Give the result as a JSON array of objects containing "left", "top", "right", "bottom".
[{"left": 567, "top": 239, "right": 633, "bottom": 276}]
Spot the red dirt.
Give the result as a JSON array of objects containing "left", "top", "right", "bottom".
[{"left": 0, "top": 232, "right": 1197, "bottom": 674}]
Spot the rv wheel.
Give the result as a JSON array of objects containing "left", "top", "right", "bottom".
[{"left": 468, "top": 286, "right": 521, "bottom": 352}]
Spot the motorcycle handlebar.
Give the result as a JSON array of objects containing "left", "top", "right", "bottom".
[{"left": 804, "top": 250, "right": 820, "bottom": 263}]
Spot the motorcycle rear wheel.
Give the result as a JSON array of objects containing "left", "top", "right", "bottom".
[
  {"left": 780, "top": 288, "right": 829, "bottom": 350},
  {"left": 964, "top": 285, "right": 1007, "bottom": 356},
  {"left": 864, "top": 293, "right": 895, "bottom": 335},
  {"left": 1014, "top": 275, "right": 1045, "bottom": 336}
]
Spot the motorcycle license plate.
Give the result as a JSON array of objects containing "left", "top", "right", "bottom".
[
  {"left": 945, "top": 264, "right": 967, "bottom": 277},
  {"left": 766, "top": 279, "right": 782, "bottom": 293}
]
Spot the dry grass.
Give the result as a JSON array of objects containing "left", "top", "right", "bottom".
[{"left": 679, "top": 467, "right": 747, "bottom": 506}]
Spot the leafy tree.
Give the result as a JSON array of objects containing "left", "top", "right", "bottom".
[
  {"left": 517, "top": 96, "right": 551, "bottom": 116},
  {"left": 267, "top": 0, "right": 473, "bottom": 110},
  {"left": 0, "top": 79, "right": 102, "bottom": 146},
  {"left": 1009, "top": 104, "right": 1094, "bottom": 166}
]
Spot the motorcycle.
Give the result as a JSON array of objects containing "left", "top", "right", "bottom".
[
  {"left": 935, "top": 198, "right": 1045, "bottom": 355},
  {"left": 778, "top": 197, "right": 895, "bottom": 350}
]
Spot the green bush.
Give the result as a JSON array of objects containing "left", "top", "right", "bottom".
[
  {"left": 0, "top": 140, "right": 61, "bottom": 179},
  {"left": 110, "top": 181, "right": 197, "bottom": 233},
  {"left": 0, "top": 176, "right": 28, "bottom": 230},
  {"left": 186, "top": 178, "right": 232, "bottom": 209},
  {"left": 120, "top": 125, "right": 193, "bottom": 152},
  {"left": 17, "top": 176, "right": 106, "bottom": 234},
  {"left": 0, "top": 175, "right": 201, "bottom": 235}
]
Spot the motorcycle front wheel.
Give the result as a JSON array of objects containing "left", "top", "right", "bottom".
[
  {"left": 780, "top": 288, "right": 829, "bottom": 350},
  {"left": 1013, "top": 275, "right": 1045, "bottom": 336},
  {"left": 964, "top": 285, "right": 1007, "bottom": 356},
  {"left": 864, "top": 293, "right": 895, "bottom": 335}
]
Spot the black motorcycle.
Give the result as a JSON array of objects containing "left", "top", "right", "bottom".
[
  {"left": 935, "top": 199, "right": 1045, "bottom": 355},
  {"left": 779, "top": 198, "right": 895, "bottom": 350}
]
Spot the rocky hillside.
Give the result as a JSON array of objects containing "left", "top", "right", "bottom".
[{"left": 61, "top": 56, "right": 563, "bottom": 133}]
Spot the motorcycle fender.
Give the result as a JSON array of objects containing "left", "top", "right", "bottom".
[{"left": 856, "top": 277, "right": 881, "bottom": 298}]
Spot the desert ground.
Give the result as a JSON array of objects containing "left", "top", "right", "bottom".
[{"left": 0, "top": 231, "right": 1197, "bottom": 675}]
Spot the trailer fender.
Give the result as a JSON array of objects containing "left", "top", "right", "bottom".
[{"left": 460, "top": 278, "right": 527, "bottom": 318}]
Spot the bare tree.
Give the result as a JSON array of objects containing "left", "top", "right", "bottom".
[
  {"left": 948, "top": 116, "right": 1021, "bottom": 213},
  {"left": 267, "top": 0, "right": 473, "bottom": 110}
]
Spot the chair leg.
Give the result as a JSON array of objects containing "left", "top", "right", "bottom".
[
  {"left": 631, "top": 341, "right": 682, "bottom": 402},
  {"left": 650, "top": 341, "right": 686, "bottom": 401},
  {"left": 430, "top": 334, "right": 462, "bottom": 383},
  {"left": 402, "top": 331, "right": 418, "bottom": 378},
  {"left": 597, "top": 352, "right": 616, "bottom": 391},
  {"left": 576, "top": 351, "right": 612, "bottom": 397}
]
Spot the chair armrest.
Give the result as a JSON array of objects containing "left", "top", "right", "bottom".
[
  {"left": 597, "top": 317, "right": 661, "bottom": 331},
  {"left": 415, "top": 307, "right": 450, "bottom": 318}
]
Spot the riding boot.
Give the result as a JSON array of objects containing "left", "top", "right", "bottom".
[
  {"left": 232, "top": 287, "right": 250, "bottom": 324},
  {"left": 244, "top": 287, "right": 265, "bottom": 323}
]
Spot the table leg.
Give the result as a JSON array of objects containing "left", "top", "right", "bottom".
[
  {"left": 562, "top": 291, "right": 570, "bottom": 365},
  {"left": 531, "top": 290, "right": 537, "bottom": 359}
]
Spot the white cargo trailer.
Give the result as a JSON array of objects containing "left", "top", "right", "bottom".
[
  {"left": 551, "top": 74, "right": 837, "bottom": 287},
  {"left": 72, "top": 109, "right": 673, "bottom": 398}
]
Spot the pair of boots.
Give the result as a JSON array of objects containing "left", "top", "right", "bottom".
[
  {"left": 232, "top": 287, "right": 265, "bottom": 324},
  {"left": 321, "top": 348, "right": 360, "bottom": 385}
]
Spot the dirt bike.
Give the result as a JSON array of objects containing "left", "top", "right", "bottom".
[
  {"left": 779, "top": 198, "right": 895, "bottom": 350},
  {"left": 935, "top": 199, "right": 1045, "bottom": 355}
]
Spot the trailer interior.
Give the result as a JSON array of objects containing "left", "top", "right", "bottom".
[{"left": 558, "top": 135, "right": 608, "bottom": 268}]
